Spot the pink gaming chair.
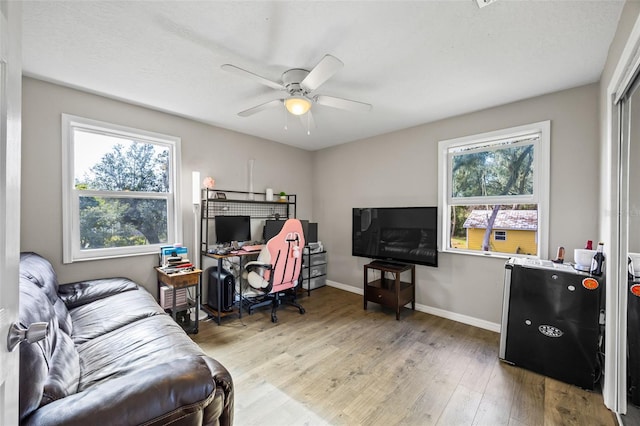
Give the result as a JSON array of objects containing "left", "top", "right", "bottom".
[{"left": 243, "top": 218, "right": 306, "bottom": 322}]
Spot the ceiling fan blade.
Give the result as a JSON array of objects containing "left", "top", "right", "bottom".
[
  {"left": 314, "top": 95, "right": 372, "bottom": 113},
  {"left": 221, "top": 64, "right": 285, "bottom": 90},
  {"left": 300, "top": 54, "right": 344, "bottom": 92},
  {"left": 238, "top": 99, "right": 283, "bottom": 117}
]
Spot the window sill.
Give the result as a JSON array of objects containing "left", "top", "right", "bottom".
[{"left": 440, "top": 248, "right": 539, "bottom": 261}]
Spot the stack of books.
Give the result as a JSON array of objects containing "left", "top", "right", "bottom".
[
  {"left": 159, "top": 245, "right": 195, "bottom": 274},
  {"left": 162, "top": 257, "right": 194, "bottom": 273}
]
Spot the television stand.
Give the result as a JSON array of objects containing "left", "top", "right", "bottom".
[
  {"left": 363, "top": 261, "right": 415, "bottom": 320},
  {"left": 369, "top": 259, "right": 406, "bottom": 269}
]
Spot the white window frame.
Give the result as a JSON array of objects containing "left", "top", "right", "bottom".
[
  {"left": 62, "top": 114, "right": 182, "bottom": 263},
  {"left": 437, "top": 120, "right": 550, "bottom": 259}
]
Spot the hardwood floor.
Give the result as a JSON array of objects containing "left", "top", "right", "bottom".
[
  {"left": 623, "top": 402, "right": 640, "bottom": 425},
  {"left": 191, "top": 286, "right": 617, "bottom": 426}
]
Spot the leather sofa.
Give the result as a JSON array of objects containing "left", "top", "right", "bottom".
[{"left": 18, "top": 252, "right": 234, "bottom": 426}]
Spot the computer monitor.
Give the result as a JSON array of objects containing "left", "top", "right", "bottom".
[{"left": 215, "top": 215, "right": 251, "bottom": 244}]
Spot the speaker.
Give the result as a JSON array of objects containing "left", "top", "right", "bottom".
[
  {"left": 300, "top": 220, "right": 309, "bottom": 243},
  {"left": 207, "top": 267, "right": 235, "bottom": 312},
  {"left": 307, "top": 223, "right": 318, "bottom": 243}
]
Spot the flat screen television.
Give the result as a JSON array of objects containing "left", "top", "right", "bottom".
[
  {"left": 352, "top": 207, "right": 438, "bottom": 267},
  {"left": 215, "top": 215, "right": 251, "bottom": 244}
]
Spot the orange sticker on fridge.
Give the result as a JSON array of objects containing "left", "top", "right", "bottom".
[{"left": 582, "top": 278, "right": 599, "bottom": 290}]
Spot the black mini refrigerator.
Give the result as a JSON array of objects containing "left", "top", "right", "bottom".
[
  {"left": 499, "top": 258, "right": 604, "bottom": 390},
  {"left": 629, "top": 277, "right": 640, "bottom": 405}
]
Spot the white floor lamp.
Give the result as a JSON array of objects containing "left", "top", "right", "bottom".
[{"left": 191, "top": 171, "right": 201, "bottom": 312}]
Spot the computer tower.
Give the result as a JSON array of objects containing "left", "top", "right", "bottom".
[
  {"left": 207, "top": 267, "right": 235, "bottom": 312},
  {"left": 500, "top": 258, "right": 603, "bottom": 390}
]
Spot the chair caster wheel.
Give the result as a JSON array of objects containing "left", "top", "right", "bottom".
[
  {"left": 271, "top": 314, "right": 278, "bottom": 323},
  {"left": 299, "top": 307, "right": 306, "bottom": 315}
]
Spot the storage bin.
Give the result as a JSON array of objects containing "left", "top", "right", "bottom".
[
  {"left": 160, "top": 285, "right": 189, "bottom": 309},
  {"left": 302, "top": 263, "right": 327, "bottom": 279},
  {"left": 309, "top": 252, "right": 327, "bottom": 266},
  {"left": 306, "top": 276, "right": 326, "bottom": 290}
]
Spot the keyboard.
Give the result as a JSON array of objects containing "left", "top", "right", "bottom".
[{"left": 241, "top": 244, "right": 264, "bottom": 252}]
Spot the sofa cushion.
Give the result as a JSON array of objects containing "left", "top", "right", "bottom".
[
  {"left": 19, "top": 252, "right": 59, "bottom": 303},
  {"left": 76, "top": 314, "right": 204, "bottom": 391},
  {"left": 59, "top": 277, "right": 139, "bottom": 309},
  {"left": 21, "top": 356, "right": 217, "bottom": 426},
  {"left": 67, "top": 280, "right": 165, "bottom": 344},
  {"left": 40, "top": 331, "right": 80, "bottom": 406},
  {"left": 20, "top": 252, "right": 73, "bottom": 335},
  {"left": 19, "top": 279, "right": 80, "bottom": 422},
  {"left": 18, "top": 280, "right": 53, "bottom": 420}
]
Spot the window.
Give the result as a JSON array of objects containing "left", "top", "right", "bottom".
[
  {"left": 62, "top": 114, "right": 181, "bottom": 262},
  {"left": 438, "top": 121, "right": 550, "bottom": 258},
  {"left": 494, "top": 230, "right": 507, "bottom": 241}
]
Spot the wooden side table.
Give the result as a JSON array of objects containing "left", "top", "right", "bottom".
[
  {"left": 155, "top": 268, "right": 202, "bottom": 334},
  {"left": 364, "top": 261, "right": 415, "bottom": 320}
]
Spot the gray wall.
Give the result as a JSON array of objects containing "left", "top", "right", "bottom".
[
  {"left": 314, "top": 83, "right": 601, "bottom": 326},
  {"left": 21, "top": 77, "right": 601, "bottom": 326},
  {"left": 21, "top": 77, "right": 313, "bottom": 294}
]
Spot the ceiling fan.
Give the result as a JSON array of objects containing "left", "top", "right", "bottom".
[{"left": 221, "top": 54, "right": 372, "bottom": 120}]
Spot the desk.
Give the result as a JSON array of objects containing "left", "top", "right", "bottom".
[
  {"left": 203, "top": 250, "right": 260, "bottom": 325},
  {"left": 155, "top": 267, "right": 202, "bottom": 333}
]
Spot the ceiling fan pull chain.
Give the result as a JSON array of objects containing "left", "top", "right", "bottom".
[
  {"left": 307, "top": 113, "right": 311, "bottom": 136},
  {"left": 284, "top": 104, "right": 288, "bottom": 131}
]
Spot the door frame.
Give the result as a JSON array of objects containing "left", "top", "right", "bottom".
[
  {"left": 0, "top": 1, "right": 22, "bottom": 424},
  {"left": 605, "top": 11, "right": 640, "bottom": 416}
]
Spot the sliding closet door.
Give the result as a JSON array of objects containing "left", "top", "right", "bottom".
[
  {"left": 622, "top": 77, "right": 640, "bottom": 263},
  {"left": 619, "top": 70, "right": 640, "bottom": 421}
]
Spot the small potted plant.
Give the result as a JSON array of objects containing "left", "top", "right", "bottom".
[{"left": 279, "top": 191, "right": 287, "bottom": 202}]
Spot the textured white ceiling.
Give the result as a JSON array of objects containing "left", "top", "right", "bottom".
[{"left": 22, "top": 1, "right": 624, "bottom": 151}]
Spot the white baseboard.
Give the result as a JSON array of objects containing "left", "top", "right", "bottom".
[
  {"left": 327, "top": 279, "right": 364, "bottom": 295},
  {"left": 326, "top": 280, "right": 501, "bottom": 333}
]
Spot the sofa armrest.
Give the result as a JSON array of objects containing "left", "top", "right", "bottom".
[
  {"left": 22, "top": 355, "right": 232, "bottom": 426},
  {"left": 58, "top": 277, "right": 139, "bottom": 308}
]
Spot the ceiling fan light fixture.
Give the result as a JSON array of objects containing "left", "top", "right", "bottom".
[{"left": 284, "top": 96, "right": 311, "bottom": 115}]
